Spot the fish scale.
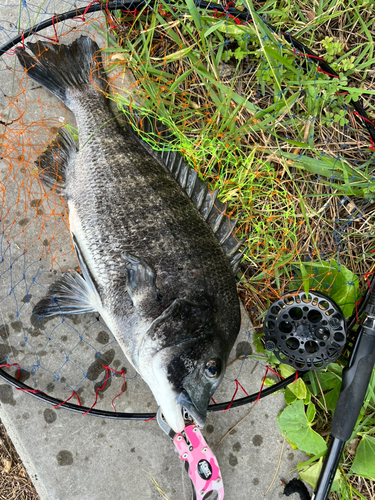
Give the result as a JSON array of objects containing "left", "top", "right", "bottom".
[{"left": 16, "top": 36, "right": 243, "bottom": 433}]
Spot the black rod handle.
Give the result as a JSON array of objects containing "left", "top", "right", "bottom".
[
  {"left": 314, "top": 312, "right": 375, "bottom": 499},
  {"left": 331, "top": 318, "right": 375, "bottom": 442}
]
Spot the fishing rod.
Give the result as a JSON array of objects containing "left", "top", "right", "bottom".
[{"left": 312, "top": 286, "right": 375, "bottom": 499}]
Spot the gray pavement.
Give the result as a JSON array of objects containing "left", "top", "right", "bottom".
[
  {"left": 0, "top": 312, "right": 310, "bottom": 500},
  {"left": 0, "top": 3, "right": 310, "bottom": 499}
]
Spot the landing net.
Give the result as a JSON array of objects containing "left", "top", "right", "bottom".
[{"left": 0, "top": 0, "right": 374, "bottom": 416}]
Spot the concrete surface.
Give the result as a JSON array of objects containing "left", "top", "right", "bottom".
[
  {"left": 0, "top": 312, "right": 312, "bottom": 500},
  {"left": 0, "top": 3, "right": 311, "bottom": 500}
]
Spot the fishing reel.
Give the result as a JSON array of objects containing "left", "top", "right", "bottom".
[{"left": 263, "top": 290, "right": 346, "bottom": 371}]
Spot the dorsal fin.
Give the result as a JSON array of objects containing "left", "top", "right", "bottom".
[{"left": 125, "top": 110, "right": 245, "bottom": 275}]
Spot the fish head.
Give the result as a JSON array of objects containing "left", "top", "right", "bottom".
[{"left": 139, "top": 297, "right": 238, "bottom": 433}]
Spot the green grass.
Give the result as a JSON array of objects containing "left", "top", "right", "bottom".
[
  {"left": 101, "top": 1, "right": 375, "bottom": 497},
  {"left": 105, "top": 0, "right": 375, "bottom": 311}
]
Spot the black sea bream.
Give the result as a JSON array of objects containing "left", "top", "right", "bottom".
[{"left": 16, "top": 37, "right": 243, "bottom": 433}]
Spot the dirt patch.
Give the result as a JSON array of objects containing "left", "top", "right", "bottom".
[{"left": 0, "top": 419, "right": 40, "bottom": 499}]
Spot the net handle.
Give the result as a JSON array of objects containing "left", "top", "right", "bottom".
[
  {"left": 0, "top": 367, "right": 295, "bottom": 419},
  {"left": 0, "top": 1, "right": 148, "bottom": 56}
]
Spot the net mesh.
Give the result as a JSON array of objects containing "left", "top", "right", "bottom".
[{"left": 0, "top": 0, "right": 374, "bottom": 413}]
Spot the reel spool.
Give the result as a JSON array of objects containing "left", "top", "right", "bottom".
[{"left": 263, "top": 291, "right": 346, "bottom": 371}]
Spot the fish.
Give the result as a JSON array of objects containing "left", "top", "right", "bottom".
[{"left": 16, "top": 36, "right": 244, "bottom": 433}]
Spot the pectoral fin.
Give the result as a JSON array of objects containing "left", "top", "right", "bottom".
[
  {"left": 121, "top": 252, "right": 160, "bottom": 307},
  {"left": 71, "top": 233, "right": 99, "bottom": 292}
]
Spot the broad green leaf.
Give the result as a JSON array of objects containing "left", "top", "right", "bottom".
[
  {"left": 305, "top": 371, "right": 319, "bottom": 395},
  {"left": 315, "top": 371, "right": 341, "bottom": 393},
  {"left": 280, "top": 363, "right": 295, "bottom": 379},
  {"left": 308, "top": 370, "right": 342, "bottom": 413},
  {"left": 277, "top": 400, "right": 327, "bottom": 455},
  {"left": 252, "top": 333, "right": 267, "bottom": 354},
  {"left": 284, "top": 387, "right": 297, "bottom": 405},
  {"left": 217, "top": 23, "right": 248, "bottom": 37},
  {"left": 264, "top": 377, "right": 276, "bottom": 387},
  {"left": 299, "top": 459, "right": 341, "bottom": 491},
  {"left": 327, "top": 363, "right": 343, "bottom": 378},
  {"left": 304, "top": 389, "right": 311, "bottom": 406},
  {"left": 306, "top": 402, "right": 315, "bottom": 424},
  {"left": 296, "top": 450, "right": 328, "bottom": 470},
  {"left": 351, "top": 435, "right": 375, "bottom": 479},
  {"left": 290, "top": 259, "right": 360, "bottom": 318},
  {"left": 324, "top": 382, "right": 341, "bottom": 413},
  {"left": 288, "top": 378, "right": 307, "bottom": 400}
]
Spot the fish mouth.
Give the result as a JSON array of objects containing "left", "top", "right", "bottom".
[{"left": 176, "top": 392, "right": 206, "bottom": 428}]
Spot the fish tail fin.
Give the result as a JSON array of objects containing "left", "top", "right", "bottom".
[{"left": 16, "top": 36, "right": 106, "bottom": 107}]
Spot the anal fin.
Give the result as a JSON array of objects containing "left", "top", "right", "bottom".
[{"left": 35, "top": 127, "right": 76, "bottom": 197}]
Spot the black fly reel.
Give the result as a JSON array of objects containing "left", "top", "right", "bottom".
[{"left": 263, "top": 291, "right": 346, "bottom": 371}]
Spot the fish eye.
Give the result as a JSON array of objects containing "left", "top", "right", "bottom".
[{"left": 204, "top": 358, "right": 221, "bottom": 380}]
